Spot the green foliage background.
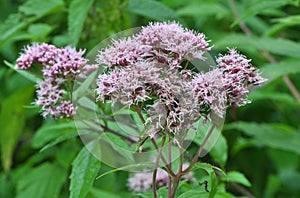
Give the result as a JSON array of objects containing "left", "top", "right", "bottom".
[{"left": 1, "top": 0, "right": 300, "bottom": 197}]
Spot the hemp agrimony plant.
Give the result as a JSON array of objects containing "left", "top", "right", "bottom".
[{"left": 15, "top": 21, "right": 266, "bottom": 198}]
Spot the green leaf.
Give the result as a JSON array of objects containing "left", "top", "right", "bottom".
[
  {"left": 68, "top": 0, "right": 94, "bottom": 46},
  {"left": 222, "top": 171, "right": 251, "bottom": 187},
  {"left": 210, "top": 134, "right": 228, "bottom": 168},
  {"left": 87, "top": 188, "right": 121, "bottom": 198},
  {"left": 266, "top": 15, "right": 300, "bottom": 36},
  {"left": 0, "top": 85, "right": 34, "bottom": 172},
  {"left": 69, "top": 144, "right": 101, "bottom": 198},
  {"left": 191, "top": 162, "right": 226, "bottom": 177},
  {"left": 232, "top": 0, "right": 299, "bottom": 27},
  {"left": 16, "top": 163, "right": 66, "bottom": 198},
  {"left": 260, "top": 58, "right": 300, "bottom": 81},
  {"left": 249, "top": 89, "right": 298, "bottom": 105},
  {"left": 176, "top": 3, "right": 228, "bottom": 19},
  {"left": 19, "top": 0, "right": 64, "bottom": 17},
  {"left": 4, "top": 60, "right": 41, "bottom": 83},
  {"left": 0, "top": 14, "right": 33, "bottom": 44},
  {"left": 28, "top": 23, "right": 53, "bottom": 38},
  {"left": 40, "top": 131, "right": 79, "bottom": 152},
  {"left": 225, "top": 122, "right": 300, "bottom": 154},
  {"left": 178, "top": 191, "right": 233, "bottom": 198},
  {"left": 127, "top": 0, "right": 179, "bottom": 21},
  {"left": 96, "top": 162, "right": 154, "bottom": 179},
  {"left": 215, "top": 34, "right": 300, "bottom": 58},
  {"left": 32, "top": 122, "right": 76, "bottom": 148}
]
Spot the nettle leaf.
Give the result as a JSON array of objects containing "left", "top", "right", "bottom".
[
  {"left": 68, "top": 0, "right": 94, "bottom": 45},
  {"left": 0, "top": 86, "right": 34, "bottom": 172},
  {"left": 19, "top": 0, "right": 64, "bottom": 17},
  {"left": 260, "top": 58, "right": 300, "bottom": 81},
  {"left": 32, "top": 122, "right": 76, "bottom": 148},
  {"left": 232, "top": 0, "right": 299, "bottom": 27},
  {"left": 127, "top": 0, "right": 179, "bottom": 21},
  {"left": 225, "top": 122, "right": 300, "bottom": 154},
  {"left": 69, "top": 144, "right": 101, "bottom": 198},
  {"left": 216, "top": 34, "right": 300, "bottom": 58},
  {"left": 16, "top": 162, "right": 66, "bottom": 198},
  {"left": 222, "top": 171, "right": 251, "bottom": 187}
]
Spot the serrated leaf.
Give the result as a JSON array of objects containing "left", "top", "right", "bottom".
[
  {"left": 16, "top": 163, "right": 66, "bottom": 198},
  {"left": 225, "top": 122, "right": 300, "bottom": 154},
  {"left": 127, "top": 0, "right": 179, "bottom": 21},
  {"left": 68, "top": 0, "right": 94, "bottom": 45},
  {"left": 19, "top": 0, "right": 64, "bottom": 17},
  {"left": 32, "top": 122, "right": 76, "bottom": 148},
  {"left": 223, "top": 171, "right": 251, "bottom": 187},
  {"left": 0, "top": 86, "right": 34, "bottom": 172},
  {"left": 69, "top": 144, "right": 101, "bottom": 198},
  {"left": 260, "top": 58, "right": 300, "bottom": 81}
]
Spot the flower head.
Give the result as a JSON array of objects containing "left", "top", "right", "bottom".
[
  {"left": 97, "top": 37, "right": 144, "bottom": 67},
  {"left": 217, "top": 49, "right": 267, "bottom": 106},
  {"left": 135, "top": 21, "right": 211, "bottom": 65},
  {"left": 16, "top": 43, "right": 97, "bottom": 118},
  {"left": 192, "top": 69, "right": 227, "bottom": 118}
]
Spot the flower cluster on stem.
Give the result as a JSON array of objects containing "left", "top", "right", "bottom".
[{"left": 16, "top": 43, "right": 97, "bottom": 118}]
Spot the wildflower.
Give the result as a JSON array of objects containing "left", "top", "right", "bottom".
[
  {"left": 127, "top": 168, "right": 168, "bottom": 192},
  {"left": 97, "top": 37, "right": 144, "bottom": 67},
  {"left": 217, "top": 49, "right": 267, "bottom": 106},
  {"left": 16, "top": 43, "right": 97, "bottom": 118},
  {"left": 127, "top": 171, "right": 152, "bottom": 192},
  {"left": 192, "top": 69, "right": 227, "bottom": 118},
  {"left": 16, "top": 43, "right": 58, "bottom": 70},
  {"left": 135, "top": 21, "right": 211, "bottom": 65}
]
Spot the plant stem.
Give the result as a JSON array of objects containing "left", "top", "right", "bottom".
[
  {"left": 151, "top": 139, "right": 176, "bottom": 177},
  {"left": 183, "top": 124, "right": 216, "bottom": 173},
  {"left": 152, "top": 168, "right": 158, "bottom": 198},
  {"left": 152, "top": 135, "right": 167, "bottom": 198},
  {"left": 167, "top": 135, "right": 172, "bottom": 198},
  {"left": 170, "top": 174, "right": 181, "bottom": 198},
  {"left": 228, "top": 0, "right": 300, "bottom": 104}
]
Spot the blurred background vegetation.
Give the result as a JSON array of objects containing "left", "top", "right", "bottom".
[{"left": 1, "top": 0, "right": 300, "bottom": 197}]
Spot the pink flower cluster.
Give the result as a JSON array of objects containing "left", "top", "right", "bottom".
[
  {"left": 216, "top": 48, "right": 267, "bottom": 106},
  {"left": 16, "top": 43, "right": 97, "bottom": 119},
  {"left": 127, "top": 164, "right": 195, "bottom": 192},
  {"left": 97, "top": 21, "right": 211, "bottom": 67},
  {"left": 96, "top": 22, "right": 266, "bottom": 138}
]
